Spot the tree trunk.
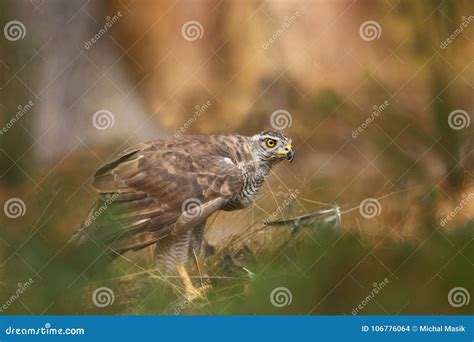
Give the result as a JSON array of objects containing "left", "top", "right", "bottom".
[{"left": 5, "top": 0, "right": 164, "bottom": 167}]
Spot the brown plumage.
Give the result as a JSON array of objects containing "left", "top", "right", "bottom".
[{"left": 70, "top": 131, "right": 293, "bottom": 298}]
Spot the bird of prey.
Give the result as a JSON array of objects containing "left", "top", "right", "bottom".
[{"left": 70, "top": 131, "right": 294, "bottom": 299}]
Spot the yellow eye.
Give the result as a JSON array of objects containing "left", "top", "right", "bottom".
[{"left": 266, "top": 139, "right": 276, "bottom": 148}]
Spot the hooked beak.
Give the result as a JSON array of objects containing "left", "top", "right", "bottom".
[
  {"left": 286, "top": 148, "right": 295, "bottom": 162},
  {"left": 275, "top": 143, "right": 294, "bottom": 162}
]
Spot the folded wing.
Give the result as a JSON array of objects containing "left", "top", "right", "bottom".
[{"left": 71, "top": 139, "right": 243, "bottom": 256}]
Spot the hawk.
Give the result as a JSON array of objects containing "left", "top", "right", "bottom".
[{"left": 70, "top": 131, "right": 294, "bottom": 299}]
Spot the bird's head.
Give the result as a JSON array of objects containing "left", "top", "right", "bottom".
[{"left": 252, "top": 131, "right": 294, "bottom": 164}]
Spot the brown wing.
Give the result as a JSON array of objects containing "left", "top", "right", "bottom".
[{"left": 73, "top": 137, "right": 243, "bottom": 255}]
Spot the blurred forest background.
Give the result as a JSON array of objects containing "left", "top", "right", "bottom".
[{"left": 0, "top": 0, "right": 473, "bottom": 315}]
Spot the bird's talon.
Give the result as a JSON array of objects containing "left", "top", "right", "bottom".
[{"left": 200, "top": 283, "right": 212, "bottom": 292}]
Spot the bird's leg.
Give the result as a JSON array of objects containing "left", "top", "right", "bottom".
[{"left": 176, "top": 264, "right": 209, "bottom": 301}]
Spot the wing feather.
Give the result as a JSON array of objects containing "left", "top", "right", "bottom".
[{"left": 74, "top": 137, "right": 243, "bottom": 256}]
